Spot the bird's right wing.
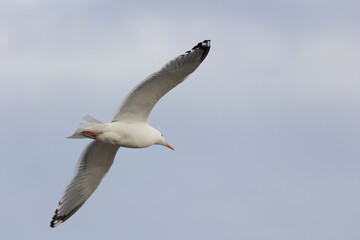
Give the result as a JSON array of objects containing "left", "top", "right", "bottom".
[
  {"left": 111, "top": 40, "right": 210, "bottom": 123},
  {"left": 50, "top": 140, "right": 120, "bottom": 228}
]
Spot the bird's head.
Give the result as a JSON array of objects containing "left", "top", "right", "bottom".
[{"left": 159, "top": 132, "right": 174, "bottom": 151}]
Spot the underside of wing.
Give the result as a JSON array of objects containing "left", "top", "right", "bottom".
[
  {"left": 112, "top": 40, "right": 211, "bottom": 123},
  {"left": 50, "top": 140, "right": 120, "bottom": 227}
]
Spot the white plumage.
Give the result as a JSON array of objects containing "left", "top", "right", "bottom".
[{"left": 50, "top": 40, "right": 211, "bottom": 227}]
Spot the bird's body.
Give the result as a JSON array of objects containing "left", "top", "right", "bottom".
[
  {"left": 50, "top": 40, "right": 211, "bottom": 227},
  {"left": 99, "top": 122, "right": 162, "bottom": 148},
  {"left": 72, "top": 119, "right": 163, "bottom": 148}
]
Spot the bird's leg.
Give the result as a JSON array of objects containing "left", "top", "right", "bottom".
[{"left": 81, "top": 131, "right": 103, "bottom": 139}]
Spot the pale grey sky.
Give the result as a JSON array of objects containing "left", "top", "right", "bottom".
[{"left": 1, "top": 0, "right": 360, "bottom": 239}]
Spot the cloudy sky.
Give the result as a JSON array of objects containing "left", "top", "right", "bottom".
[{"left": 1, "top": 0, "right": 360, "bottom": 239}]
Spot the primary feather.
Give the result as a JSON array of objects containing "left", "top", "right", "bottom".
[
  {"left": 112, "top": 40, "right": 210, "bottom": 122},
  {"left": 51, "top": 140, "right": 120, "bottom": 227}
]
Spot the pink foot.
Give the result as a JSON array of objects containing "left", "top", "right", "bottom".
[{"left": 81, "top": 131, "right": 103, "bottom": 139}]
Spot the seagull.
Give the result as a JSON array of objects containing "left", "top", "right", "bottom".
[{"left": 50, "top": 40, "right": 211, "bottom": 228}]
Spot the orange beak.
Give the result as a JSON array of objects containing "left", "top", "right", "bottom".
[{"left": 165, "top": 141, "right": 175, "bottom": 151}]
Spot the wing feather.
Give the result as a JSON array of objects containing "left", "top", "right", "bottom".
[
  {"left": 112, "top": 40, "right": 211, "bottom": 122},
  {"left": 50, "top": 140, "right": 120, "bottom": 227}
]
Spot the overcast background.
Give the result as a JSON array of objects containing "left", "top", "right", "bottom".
[{"left": 1, "top": 0, "right": 360, "bottom": 239}]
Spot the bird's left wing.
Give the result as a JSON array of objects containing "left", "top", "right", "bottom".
[
  {"left": 50, "top": 140, "right": 120, "bottom": 227},
  {"left": 111, "top": 40, "right": 211, "bottom": 123}
]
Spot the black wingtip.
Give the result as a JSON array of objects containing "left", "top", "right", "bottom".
[
  {"left": 192, "top": 40, "right": 211, "bottom": 62},
  {"left": 50, "top": 209, "right": 61, "bottom": 228},
  {"left": 50, "top": 221, "right": 57, "bottom": 228},
  {"left": 50, "top": 201, "right": 86, "bottom": 228}
]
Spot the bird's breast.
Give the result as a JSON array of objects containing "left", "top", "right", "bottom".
[{"left": 98, "top": 122, "right": 154, "bottom": 148}]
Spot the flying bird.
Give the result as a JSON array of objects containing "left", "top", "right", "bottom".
[{"left": 50, "top": 40, "right": 211, "bottom": 227}]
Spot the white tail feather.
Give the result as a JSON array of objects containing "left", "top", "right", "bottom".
[{"left": 67, "top": 115, "right": 103, "bottom": 138}]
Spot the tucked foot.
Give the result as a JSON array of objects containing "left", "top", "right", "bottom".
[{"left": 81, "top": 131, "right": 103, "bottom": 139}]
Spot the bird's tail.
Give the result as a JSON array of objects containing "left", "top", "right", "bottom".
[{"left": 67, "top": 115, "right": 103, "bottom": 138}]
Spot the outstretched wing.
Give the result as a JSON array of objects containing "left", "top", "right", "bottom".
[
  {"left": 112, "top": 40, "right": 211, "bottom": 123},
  {"left": 50, "top": 140, "right": 120, "bottom": 227}
]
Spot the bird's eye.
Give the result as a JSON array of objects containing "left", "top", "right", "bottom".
[{"left": 161, "top": 133, "right": 163, "bottom": 137}]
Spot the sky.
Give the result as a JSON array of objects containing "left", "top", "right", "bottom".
[{"left": 1, "top": 0, "right": 360, "bottom": 239}]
